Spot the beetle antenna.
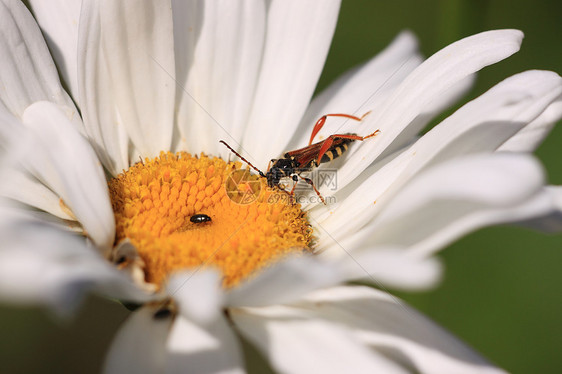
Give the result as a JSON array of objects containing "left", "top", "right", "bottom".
[{"left": 219, "top": 140, "right": 266, "bottom": 178}]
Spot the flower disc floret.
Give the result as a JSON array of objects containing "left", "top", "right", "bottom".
[{"left": 109, "top": 152, "right": 312, "bottom": 288}]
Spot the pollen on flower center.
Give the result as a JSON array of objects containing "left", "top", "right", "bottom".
[{"left": 108, "top": 152, "right": 312, "bottom": 288}]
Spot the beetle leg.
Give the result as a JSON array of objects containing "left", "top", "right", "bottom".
[
  {"left": 308, "top": 111, "right": 371, "bottom": 145},
  {"left": 298, "top": 175, "right": 326, "bottom": 205}
]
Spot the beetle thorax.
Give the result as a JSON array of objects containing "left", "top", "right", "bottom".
[{"left": 267, "top": 158, "right": 298, "bottom": 187}]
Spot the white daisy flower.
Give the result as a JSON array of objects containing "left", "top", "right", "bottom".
[{"left": 1, "top": 0, "right": 561, "bottom": 373}]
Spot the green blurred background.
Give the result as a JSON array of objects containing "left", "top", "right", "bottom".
[{"left": 1, "top": 1, "right": 561, "bottom": 373}]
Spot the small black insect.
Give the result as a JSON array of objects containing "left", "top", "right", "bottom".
[{"left": 190, "top": 213, "right": 212, "bottom": 223}]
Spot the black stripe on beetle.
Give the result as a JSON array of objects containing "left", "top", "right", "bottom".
[
  {"left": 190, "top": 214, "right": 212, "bottom": 223},
  {"left": 319, "top": 141, "right": 352, "bottom": 164}
]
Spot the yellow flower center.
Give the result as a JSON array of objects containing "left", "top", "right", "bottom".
[{"left": 108, "top": 152, "right": 312, "bottom": 288}]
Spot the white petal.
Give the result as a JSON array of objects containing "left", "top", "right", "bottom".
[
  {"left": 225, "top": 255, "right": 342, "bottom": 308},
  {"left": 241, "top": 0, "right": 342, "bottom": 166},
  {"left": 0, "top": 107, "right": 68, "bottom": 219},
  {"left": 27, "top": 0, "right": 82, "bottom": 100},
  {"left": 107, "top": 309, "right": 244, "bottom": 374},
  {"left": 314, "top": 70, "right": 562, "bottom": 247},
  {"left": 336, "top": 29, "right": 524, "bottom": 187},
  {"left": 167, "top": 269, "right": 224, "bottom": 326},
  {"left": 286, "top": 31, "right": 423, "bottom": 151},
  {"left": 99, "top": 0, "right": 175, "bottom": 157},
  {"left": 509, "top": 185, "right": 562, "bottom": 232},
  {"left": 0, "top": 100, "right": 19, "bottom": 145},
  {"left": 310, "top": 149, "right": 414, "bottom": 251},
  {"left": 372, "top": 152, "right": 544, "bottom": 224},
  {"left": 77, "top": 0, "right": 132, "bottom": 175},
  {"left": 78, "top": 0, "right": 176, "bottom": 173},
  {"left": 231, "top": 305, "right": 409, "bottom": 374},
  {"left": 402, "top": 186, "right": 557, "bottom": 259},
  {"left": 0, "top": 167, "right": 72, "bottom": 220},
  {"left": 360, "top": 153, "right": 553, "bottom": 258},
  {"left": 172, "top": 0, "right": 267, "bottom": 158},
  {"left": 104, "top": 305, "right": 172, "bottom": 374},
  {"left": 334, "top": 248, "right": 443, "bottom": 291},
  {"left": 0, "top": 0, "right": 77, "bottom": 120},
  {"left": 0, "top": 206, "right": 149, "bottom": 316},
  {"left": 166, "top": 313, "right": 244, "bottom": 374},
  {"left": 500, "top": 95, "right": 562, "bottom": 152},
  {"left": 0, "top": 217, "right": 89, "bottom": 314},
  {"left": 20, "top": 101, "right": 115, "bottom": 252},
  {"left": 380, "top": 72, "right": 476, "bottom": 159},
  {"left": 297, "top": 286, "right": 507, "bottom": 374},
  {"left": 388, "top": 70, "right": 562, "bottom": 180}
]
